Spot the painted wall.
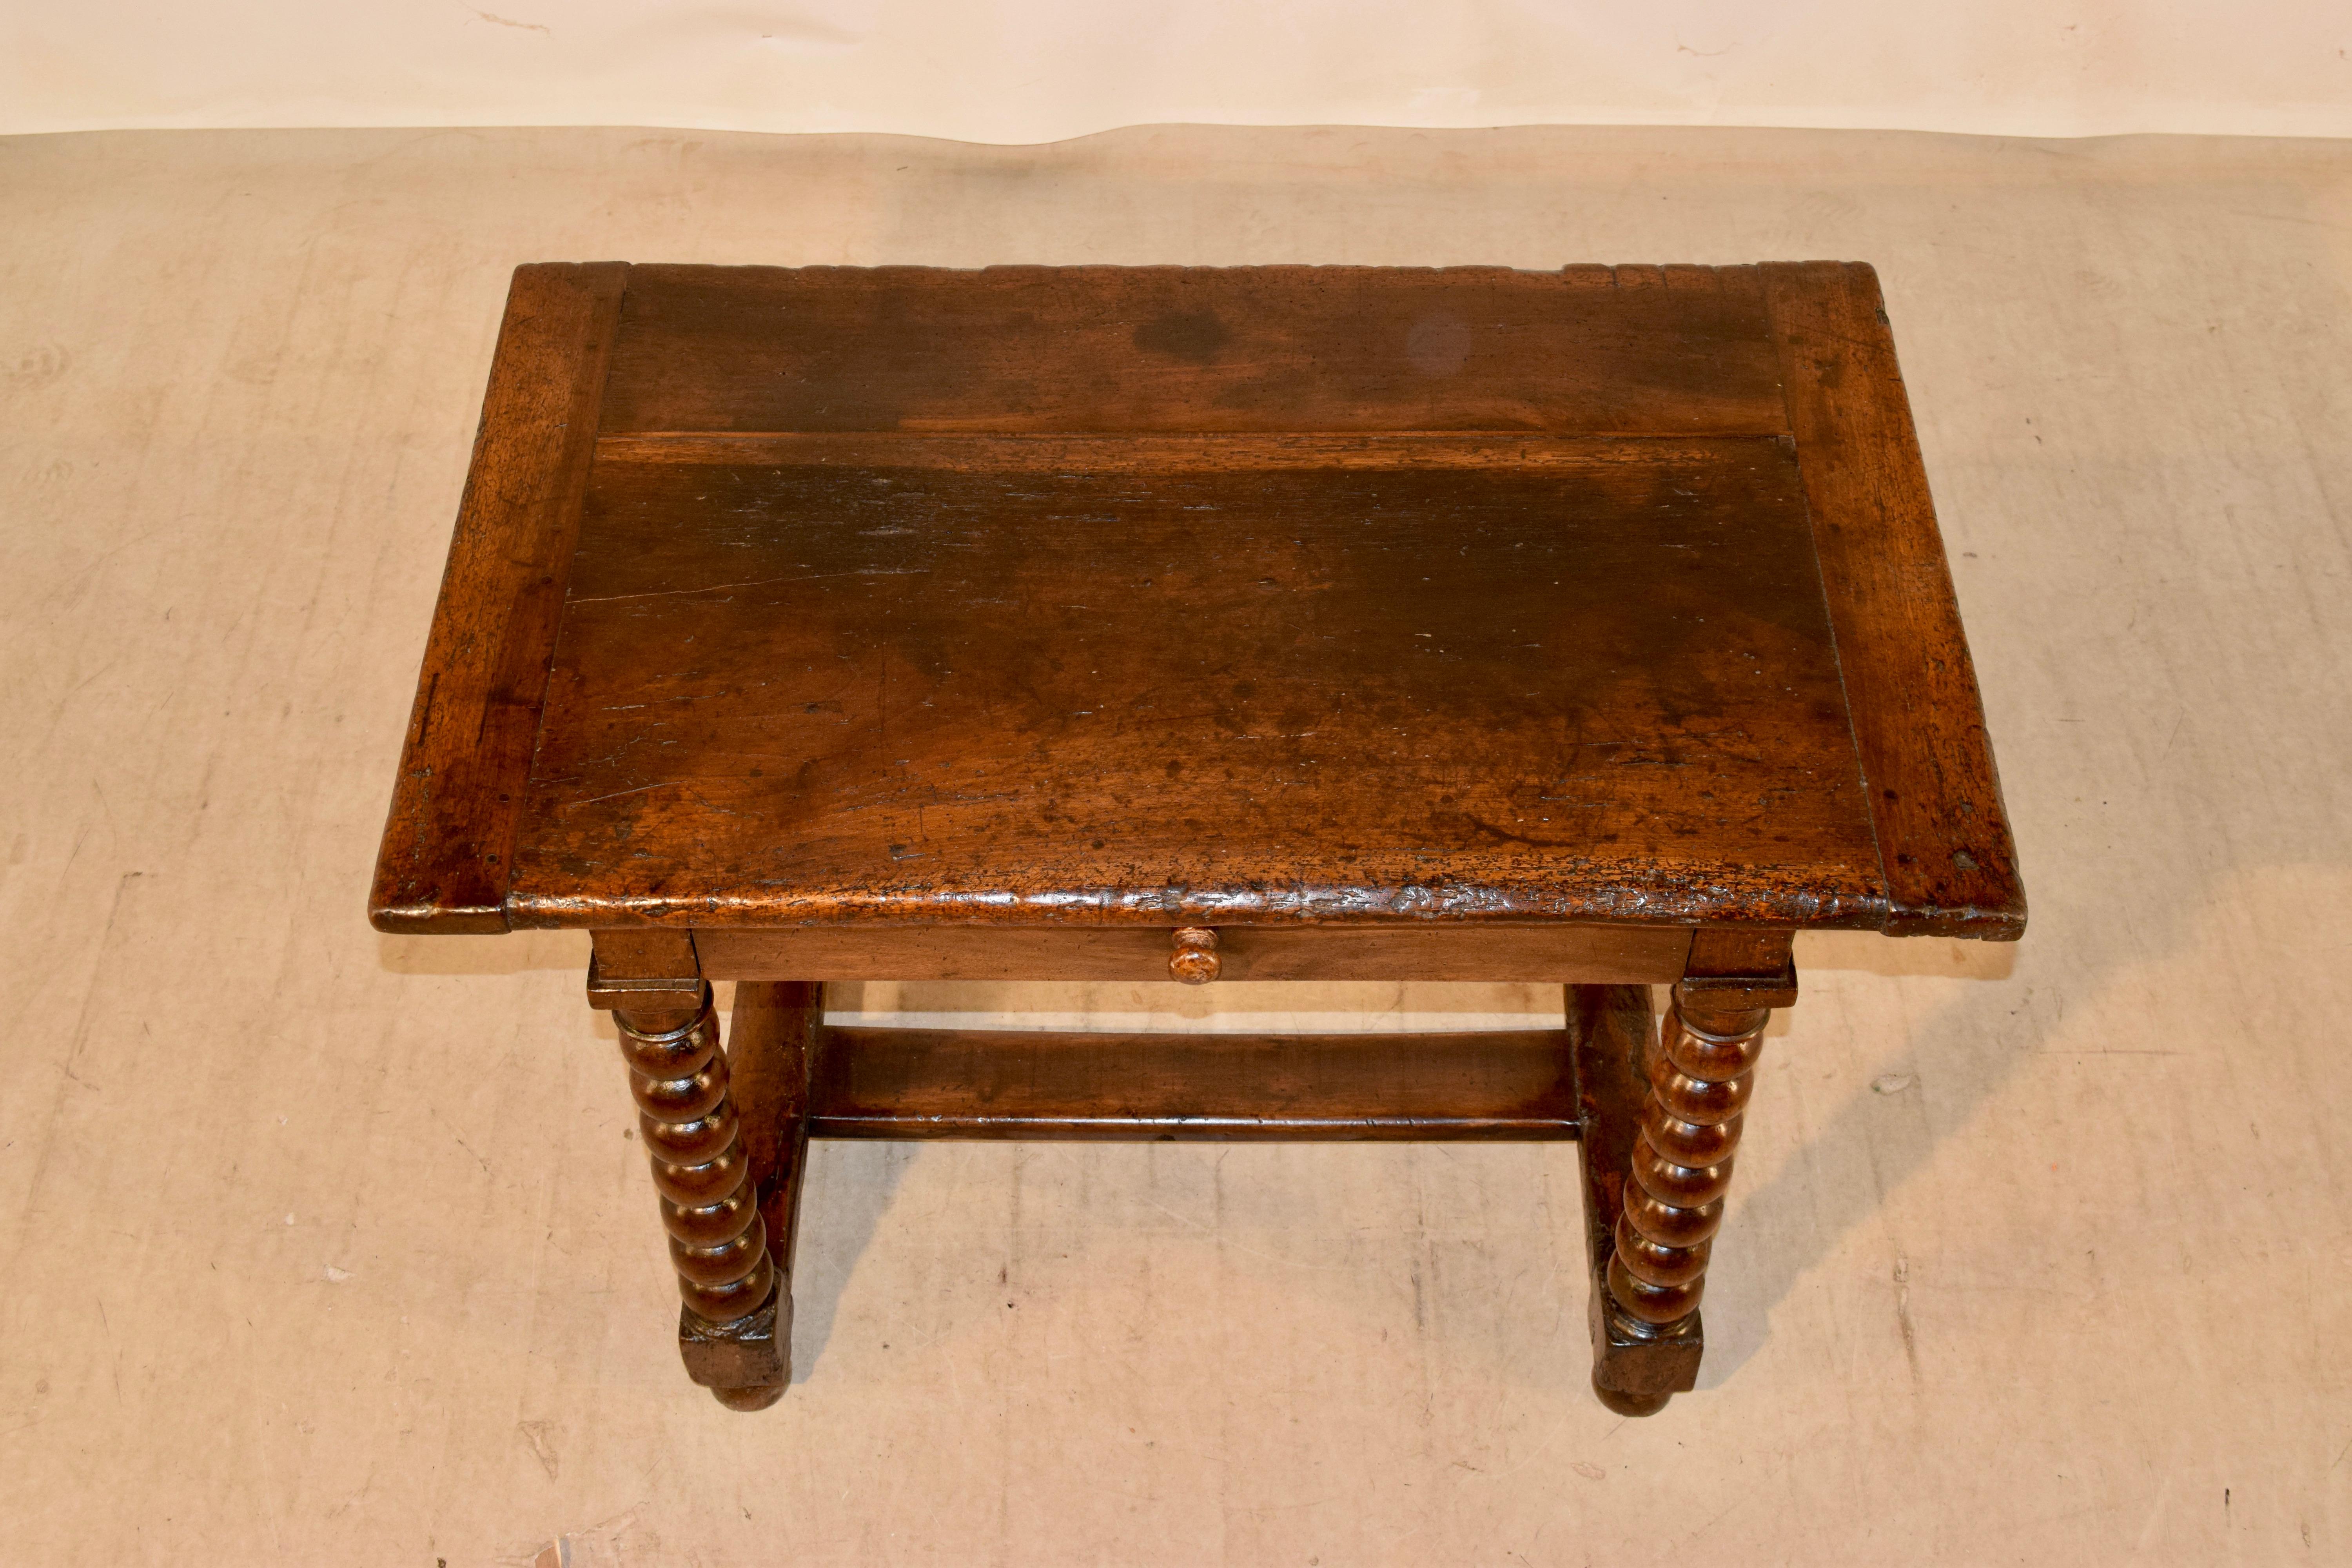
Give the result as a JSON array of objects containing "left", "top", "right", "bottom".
[{"left": 5, "top": 2, "right": 2347, "bottom": 140}]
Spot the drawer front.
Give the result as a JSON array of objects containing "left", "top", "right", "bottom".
[{"left": 693, "top": 924, "right": 1691, "bottom": 984}]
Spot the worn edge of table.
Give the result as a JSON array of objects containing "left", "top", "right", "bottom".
[
  {"left": 1759, "top": 262, "right": 2027, "bottom": 939},
  {"left": 370, "top": 261, "right": 630, "bottom": 935}
]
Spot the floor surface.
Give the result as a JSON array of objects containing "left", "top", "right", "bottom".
[{"left": 2, "top": 124, "right": 2348, "bottom": 1564}]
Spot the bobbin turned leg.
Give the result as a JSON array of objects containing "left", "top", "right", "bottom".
[
  {"left": 1571, "top": 984, "right": 1697, "bottom": 1414},
  {"left": 1571, "top": 946, "right": 1792, "bottom": 1416},
  {"left": 1599, "top": 984, "right": 1771, "bottom": 1413},
  {"left": 607, "top": 984, "right": 782, "bottom": 1408},
  {"left": 588, "top": 935, "right": 815, "bottom": 1412}
]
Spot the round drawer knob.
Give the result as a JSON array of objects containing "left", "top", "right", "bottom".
[{"left": 1169, "top": 927, "right": 1220, "bottom": 984}]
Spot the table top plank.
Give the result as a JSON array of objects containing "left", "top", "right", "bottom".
[
  {"left": 1762, "top": 262, "right": 2026, "bottom": 937},
  {"left": 369, "top": 261, "right": 628, "bottom": 934},
  {"left": 505, "top": 428, "right": 1887, "bottom": 929},
  {"left": 599, "top": 264, "right": 1791, "bottom": 438}
]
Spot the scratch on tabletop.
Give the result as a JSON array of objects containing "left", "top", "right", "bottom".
[{"left": 568, "top": 569, "right": 917, "bottom": 605}]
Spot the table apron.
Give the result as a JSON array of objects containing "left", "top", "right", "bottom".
[{"left": 691, "top": 924, "right": 1693, "bottom": 985}]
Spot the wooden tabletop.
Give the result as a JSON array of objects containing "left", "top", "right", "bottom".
[{"left": 370, "top": 263, "right": 2023, "bottom": 942}]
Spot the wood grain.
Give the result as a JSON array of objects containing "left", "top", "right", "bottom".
[
  {"left": 369, "top": 261, "right": 628, "bottom": 934},
  {"left": 692, "top": 923, "right": 1693, "bottom": 983},
  {"left": 728, "top": 982, "right": 820, "bottom": 1283},
  {"left": 589, "top": 431, "right": 1773, "bottom": 471},
  {"left": 1762, "top": 261, "right": 2026, "bottom": 939},
  {"left": 807, "top": 1026, "right": 1580, "bottom": 1140},
  {"left": 509, "top": 428, "right": 1884, "bottom": 929},
  {"left": 600, "top": 264, "right": 1789, "bottom": 437},
  {"left": 585, "top": 928, "right": 702, "bottom": 1010}
]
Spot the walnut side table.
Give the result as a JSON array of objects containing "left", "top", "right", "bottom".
[{"left": 370, "top": 262, "right": 2024, "bottom": 1413}]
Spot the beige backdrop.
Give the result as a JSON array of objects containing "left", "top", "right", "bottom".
[
  {"left": 6, "top": 2, "right": 2352, "bottom": 140},
  {"left": 2, "top": 124, "right": 2349, "bottom": 1563}
]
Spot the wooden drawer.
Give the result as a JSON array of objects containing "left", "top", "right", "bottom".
[{"left": 691, "top": 924, "right": 1692, "bottom": 984}]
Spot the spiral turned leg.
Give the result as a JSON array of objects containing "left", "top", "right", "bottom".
[
  {"left": 614, "top": 985, "right": 785, "bottom": 1410},
  {"left": 1597, "top": 989, "right": 1769, "bottom": 1414}
]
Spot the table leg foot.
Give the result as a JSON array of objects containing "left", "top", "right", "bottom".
[
  {"left": 711, "top": 1383, "right": 789, "bottom": 1412},
  {"left": 681, "top": 1283, "right": 790, "bottom": 1408},
  {"left": 1586, "top": 1258, "right": 1705, "bottom": 1413},
  {"left": 1590, "top": 1370, "right": 1674, "bottom": 1418}
]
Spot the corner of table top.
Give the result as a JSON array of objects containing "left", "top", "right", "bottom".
[
  {"left": 368, "top": 260, "right": 632, "bottom": 938},
  {"left": 1757, "top": 261, "right": 2027, "bottom": 944}
]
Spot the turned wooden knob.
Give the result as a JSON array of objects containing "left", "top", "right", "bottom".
[{"left": 1169, "top": 927, "right": 1220, "bottom": 984}]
